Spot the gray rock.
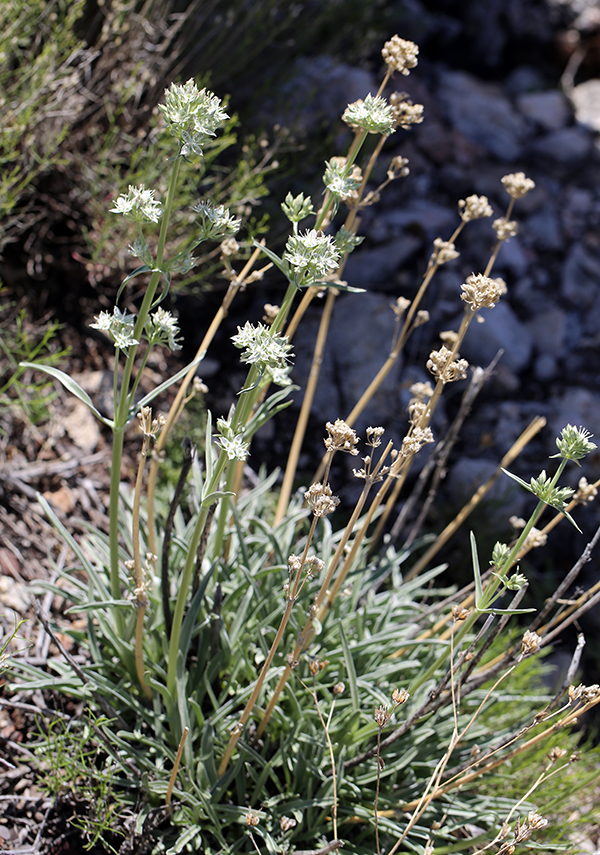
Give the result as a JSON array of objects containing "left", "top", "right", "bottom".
[
  {"left": 527, "top": 309, "right": 568, "bottom": 355},
  {"left": 534, "top": 353, "right": 558, "bottom": 381},
  {"left": 531, "top": 126, "right": 593, "bottom": 163},
  {"left": 505, "top": 66, "right": 546, "bottom": 95},
  {"left": 267, "top": 56, "right": 377, "bottom": 135},
  {"left": 524, "top": 207, "right": 564, "bottom": 251},
  {"left": 446, "top": 457, "right": 527, "bottom": 526},
  {"left": 292, "top": 292, "right": 403, "bottom": 434},
  {"left": 572, "top": 79, "right": 600, "bottom": 132},
  {"left": 369, "top": 200, "right": 456, "bottom": 244},
  {"left": 493, "top": 234, "right": 530, "bottom": 276},
  {"left": 457, "top": 301, "right": 533, "bottom": 374},
  {"left": 550, "top": 388, "right": 600, "bottom": 476},
  {"left": 437, "top": 70, "right": 528, "bottom": 160},
  {"left": 517, "top": 90, "right": 571, "bottom": 130},
  {"left": 561, "top": 242, "right": 600, "bottom": 307},
  {"left": 343, "top": 236, "right": 421, "bottom": 289}
]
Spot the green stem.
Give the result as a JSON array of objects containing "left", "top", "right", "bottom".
[{"left": 108, "top": 157, "right": 181, "bottom": 608}]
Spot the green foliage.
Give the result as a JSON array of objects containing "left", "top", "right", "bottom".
[{"left": 0, "top": 288, "right": 69, "bottom": 427}]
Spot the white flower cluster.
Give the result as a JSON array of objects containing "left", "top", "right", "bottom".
[
  {"left": 159, "top": 79, "right": 228, "bottom": 157},
  {"left": 90, "top": 306, "right": 138, "bottom": 350},
  {"left": 323, "top": 157, "right": 361, "bottom": 200},
  {"left": 110, "top": 185, "right": 162, "bottom": 224},
  {"left": 193, "top": 200, "right": 241, "bottom": 241},
  {"left": 215, "top": 417, "right": 249, "bottom": 461},
  {"left": 283, "top": 229, "right": 340, "bottom": 283},
  {"left": 231, "top": 322, "right": 293, "bottom": 386},
  {"left": 342, "top": 93, "right": 396, "bottom": 135},
  {"left": 144, "top": 307, "right": 181, "bottom": 351}
]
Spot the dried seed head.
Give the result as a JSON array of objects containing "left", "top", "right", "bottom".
[
  {"left": 501, "top": 172, "right": 535, "bottom": 200},
  {"left": 388, "top": 155, "right": 410, "bottom": 180},
  {"left": 431, "top": 238, "right": 460, "bottom": 266},
  {"left": 246, "top": 810, "right": 260, "bottom": 827},
  {"left": 414, "top": 309, "right": 430, "bottom": 327},
  {"left": 547, "top": 746, "right": 567, "bottom": 764},
  {"left": 407, "top": 398, "right": 428, "bottom": 425},
  {"left": 460, "top": 273, "right": 506, "bottom": 312},
  {"left": 409, "top": 381, "right": 433, "bottom": 401},
  {"left": 521, "top": 630, "right": 542, "bottom": 656},
  {"left": 220, "top": 236, "right": 239, "bottom": 257},
  {"left": 569, "top": 683, "right": 600, "bottom": 703},
  {"left": 374, "top": 705, "right": 390, "bottom": 726},
  {"left": 392, "top": 687, "right": 409, "bottom": 704},
  {"left": 400, "top": 426, "right": 434, "bottom": 457},
  {"left": 263, "top": 303, "right": 280, "bottom": 325},
  {"left": 333, "top": 681, "right": 345, "bottom": 696},
  {"left": 366, "top": 426, "right": 385, "bottom": 447},
  {"left": 493, "top": 217, "right": 518, "bottom": 241},
  {"left": 516, "top": 526, "right": 547, "bottom": 558},
  {"left": 193, "top": 377, "right": 209, "bottom": 394},
  {"left": 576, "top": 476, "right": 598, "bottom": 504},
  {"left": 288, "top": 554, "right": 303, "bottom": 574},
  {"left": 324, "top": 419, "right": 360, "bottom": 455},
  {"left": 458, "top": 194, "right": 493, "bottom": 222},
  {"left": 439, "top": 330, "right": 459, "bottom": 346},
  {"left": 526, "top": 812, "right": 548, "bottom": 831},
  {"left": 280, "top": 816, "right": 297, "bottom": 833},
  {"left": 305, "top": 555, "right": 325, "bottom": 577},
  {"left": 304, "top": 482, "right": 340, "bottom": 517},
  {"left": 389, "top": 91, "right": 424, "bottom": 129},
  {"left": 427, "top": 346, "right": 469, "bottom": 383},
  {"left": 392, "top": 296, "right": 411, "bottom": 318},
  {"left": 452, "top": 604, "right": 470, "bottom": 621},
  {"left": 382, "top": 35, "right": 419, "bottom": 75}
]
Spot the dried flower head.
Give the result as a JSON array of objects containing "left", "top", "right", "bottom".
[
  {"left": 137, "top": 407, "right": 166, "bottom": 440},
  {"left": 501, "top": 172, "right": 535, "bottom": 200},
  {"left": 284, "top": 229, "right": 341, "bottom": 281},
  {"left": 342, "top": 93, "right": 396, "bottom": 135},
  {"left": 389, "top": 91, "right": 424, "bottom": 129},
  {"left": 392, "top": 687, "right": 410, "bottom": 704},
  {"left": 382, "top": 36, "right": 419, "bottom": 75},
  {"left": 547, "top": 746, "right": 567, "bottom": 764},
  {"left": 427, "top": 346, "right": 469, "bottom": 383},
  {"left": 111, "top": 184, "right": 163, "bottom": 223},
  {"left": 407, "top": 398, "right": 428, "bottom": 426},
  {"left": 452, "top": 604, "right": 470, "bottom": 621},
  {"left": 409, "top": 381, "right": 434, "bottom": 400},
  {"left": 305, "top": 555, "right": 325, "bottom": 578},
  {"left": 193, "top": 377, "right": 209, "bottom": 394},
  {"left": 304, "top": 482, "right": 340, "bottom": 517},
  {"left": 366, "top": 426, "right": 385, "bottom": 447},
  {"left": 159, "top": 80, "right": 228, "bottom": 157},
  {"left": 493, "top": 217, "right": 518, "bottom": 241},
  {"left": 262, "top": 303, "right": 280, "bottom": 325},
  {"left": 245, "top": 810, "right": 260, "bottom": 827},
  {"left": 388, "top": 155, "right": 410, "bottom": 180},
  {"left": 280, "top": 816, "right": 297, "bottom": 833},
  {"left": 575, "top": 476, "right": 598, "bottom": 504},
  {"left": 458, "top": 194, "right": 493, "bottom": 222},
  {"left": 374, "top": 705, "right": 390, "bottom": 727},
  {"left": 324, "top": 419, "right": 360, "bottom": 455},
  {"left": 391, "top": 296, "right": 411, "bottom": 318},
  {"left": 569, "top": 683, "right": 600, "bottom": 703},
  {"left": 521, "top": 630, "right": 542, "bottom": 656},
  {"left": 430, "top": 238, "right": 459, "bottom": 266},
  {"left": 333, "top": 681, "right": 345, "bottom": 696},
  {"left": 460, "top": 273, "right": 506, "bottom": 311},
  {"left": 400, "top": 426, "right": 434, "bottom": 457},
  {"left": 220, "top": 236, "right": 239, "bottom": 258}
]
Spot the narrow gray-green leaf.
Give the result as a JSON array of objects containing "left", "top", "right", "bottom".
[{"left": 20, "top": 363, "right": 114, "bottom": 428}]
